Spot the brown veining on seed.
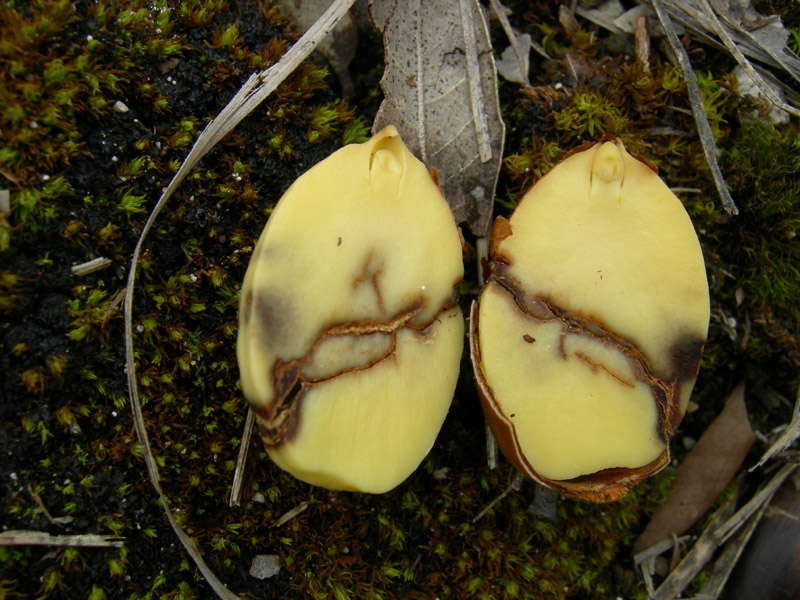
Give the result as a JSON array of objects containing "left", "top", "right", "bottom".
[
  {"left": 472, "top": 266, "right": 706, "bottom": 502},
  {"left": 492, "top": 263, "right": 675, "bottom": 434},
  {"left": 469, "top": 296, "right": 672, "bottom": 503},
  {"left": 573, "top": 351, "right": 636, "bottom": 389},
  {"left": 252, "top": 286, "right": 460, "bottom": 448},
  {"left": 353, "top": 252, "right": 386, "bottom": 314}
]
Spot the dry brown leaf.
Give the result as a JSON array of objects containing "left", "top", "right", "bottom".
[
  {"left": 633, "top": 382, "right": 755, "bottom": 554},
  {"left": 370, "top": 0, "right": 505, "bottom": 236}
]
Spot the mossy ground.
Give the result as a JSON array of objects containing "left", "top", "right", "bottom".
[{"left": 1, "top": 1, "right": 797, "bottom": 599}]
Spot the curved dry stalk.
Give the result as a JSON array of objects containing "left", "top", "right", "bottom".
[
  {"left": 0, "top": 531, "right": 124, "bottom": 548},
  {"left": 122, "top": 1, "right": 357, "bottom": 598}
]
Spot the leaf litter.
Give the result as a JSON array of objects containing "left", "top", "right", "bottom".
[{"left": 370, "top": 0, "right": 505, "bottom": 236}]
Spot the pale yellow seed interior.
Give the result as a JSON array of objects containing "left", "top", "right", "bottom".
[
  {"left": 237, "top": 127, "right": 465, "bottom": 493},
  {"left": 498, "top": 140, "right": 709, "bottom": 382},
  {"left": 301, "top": 332, "right": 393, "bottom": 381},
  {"left": 479, "top": 283, "right": 664, "bottom": 481},
  {"left": 238, "top": 127, "right": 463, "bottom": 411},
  {"left": 268, "top": 306, "right": 464, "bottom": 493}
]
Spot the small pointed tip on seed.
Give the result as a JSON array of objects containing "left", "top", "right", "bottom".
[{"left": 592, "top": 141, "right": 624, "bottom": 185}]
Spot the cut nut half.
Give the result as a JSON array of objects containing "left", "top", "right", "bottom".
[
  {"left": 470, "top": 139, "right": 710, "bottom": 502},
  {"left": 238, "top": 126, "right": 464, "bottom": 493}
]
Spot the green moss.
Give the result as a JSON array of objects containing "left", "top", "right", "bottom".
[
  {"left": 721, "top": 120, "right": 800, "bottom": 315},
  {"left": 552, "top": 90, "right": 629, "bottom": 139}
]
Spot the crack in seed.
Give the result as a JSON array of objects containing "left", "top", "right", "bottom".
[
  {"left": 490, "top": 271, "right": 674, "bottom": 436},
  {"left": 255, "top": 296, "right": 459, "bottom": 446},
  {"left": 573, "top": 351, "right": 636, "bottom": 389}
]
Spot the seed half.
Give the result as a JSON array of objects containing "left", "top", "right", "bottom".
[
  {"left": 471, "top": 139, "right": 710, "bottom": 502},
  {"left": 238, "top": 126, "right": 464, "bottom": 493}
]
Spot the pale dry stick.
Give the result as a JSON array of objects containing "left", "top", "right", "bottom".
[
  {"left": 122, "top": 2, "right": 357, "bottom": 598},
  {"left": 697, "top": 0, "right": 800, "bottom": 119},
  {"left": 697, "top": 501, "right": 769, "bottom": 599},
  {"left": 489, "top": 0, "right": 530, "bottom": 85},
  {"left": 274, "top": 501, "right": 309, "bottom": 527},
  {"left": 71, "top": 257, "right": 112, "bottom": 276},
  {"left": 634, "top": 534, "right": 692, "bottom": 597},
  {"left": 662, "top": 0, "right": 800, "bottom": 88},
  {"left": 634, "top": 15, "right": 651, "bottom": 72},
  {"left": 729, "top": 20, "right": 800, "bottom": 88},
  {"left": 716, "top": 462, "right": 797, "bottom": 545},
  {"left": 229, "top": 408, "right": 256, "bottom": 507},
  {"left": 651, "top": 0, "right": 739, "bottom": 215},
  {"left": 645, "top": 498, "right": 736, "bottom": 600},
  {"left": 634, "top": 535, "right": 693, "bottom": 567},
  {"left": 0, "top": 530, "right": 124, "bottom": 548},
  {"left": 458, "top": 0, "right": 493, "bottom": 162},
  {"left": 634, "top": 535, "right": 693, "bottom": 599},
  {"left": 652, "top": 463, "right": 796, "bottom": 600},
  {"left": 750, "top": 385, "right": 800, "bottom": 471}
]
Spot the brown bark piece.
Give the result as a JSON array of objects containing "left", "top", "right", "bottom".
[{"left": 634, "top": 382, "right": 755, "bottom": 554}]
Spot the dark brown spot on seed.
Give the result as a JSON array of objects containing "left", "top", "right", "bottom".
[
  {"left": 253, "top": 289, "right": 295, "bottom": 353},
  {"left": 241, "top": 290, "right": 253, "bottom": 325},
  {"left": 671, "top": 337, "right": 705, "bottom": 384}
]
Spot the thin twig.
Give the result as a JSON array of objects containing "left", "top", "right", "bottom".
[
  {"left": 653, "top": 463, "right": 796, "bottom": 600},
  {"left": 634, "top": 535, "right": 693, "bottom": 565},
  {"left": 652, "top": 0, "right": 739, "bottom": 215},
  {"left": 698, "top": 501, "right": 768, "bottom": 599},
  {"left": 472, "top": 470, "right": 523, "bottom": 523},
  {"left": 71, "top": 257, "right": 112, "bottom": 276},
  {"left": 274, "top": 501, "right": 309, "bottom": 527},
  {"left": 0, "top": 531, "right": 124, "bottom": 548},
  {"left": 717, "top": 463, "right": 797, "bottom": 545},
  {"left": 27, "top": 485, "right": 59, "bottom": 527},
  {"left": 489, "top": 0, "right": 530, "bottom": 85},
  {"left": 229, "top": 409, "right": 256, "bottom": 507},
  {"left": 650, "top": 496, "right": 736, "bottom": 600},
  {"left": 697, "top": 0, "right": 800, "bottom": 118},
  {"left": 634, "top": 15, "right": 651, "bottom": 72},
  {"left": 458, "top": 0, "right": 493, "bottom": 162},
  {"left": 751, "top": 386, "right": 800, "bottom": 471}
]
